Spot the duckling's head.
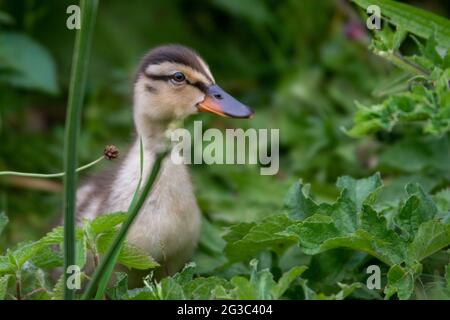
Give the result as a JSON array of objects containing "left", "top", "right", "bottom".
[{"left": 133, "top": 44, "right": 253, "bottom": 124}]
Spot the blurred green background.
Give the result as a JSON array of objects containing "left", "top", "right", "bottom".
[{"left": 0, "top": 0, "right": 449, "bottom": 264}]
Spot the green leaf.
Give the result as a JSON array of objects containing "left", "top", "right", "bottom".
[
  {"left": 31, "top": 247, "right": 63, "bottom": 269},
  {"left": 0, "top": 274, "right": 10, "bottom": 300},
  {"left": 384, "top": 264, "right": 414, "bottom": 300},
  {"left": 0, "top": 212, "right": 8, "bottom": 236},
  {"left": 407, "top": 221, "right": 450, "bottom": 264},
  {"left": 395, "top": 183, "right": 438, "bottom": 238},
  {"left": 89, "top": 212, "right": 127, "bottom": 235},
  {"left": 96, "top": 232, "right": 159, "bottom": 270},
  {"left": 183, "top": 277, "right": 229, "bottom": 300},
  {"left": 271, "top": 266, "right": 307, "bottom": 299},
  {"left": 224, "top": 214, "right": 297, "bottom": 262},
  {"left": 283, "top": 181, "right": 319, "bottom": 220},
  {"left": 336, "top": 172, "right": 382, "bottom": 211},
  {"left": 287, "top": 205, "right": 406, "bottom": 266},
  {"left": 352, "top": 0, "right": 450, "bottom": 48},
  {"left": 106, "top": 272, "right": 129, "bottom": 300},
  {"left": 0, "top": 32, "right": 58, "bottom": 94},
  {"left": 300, "top": 279, "right": 361, "bottom": 300}
]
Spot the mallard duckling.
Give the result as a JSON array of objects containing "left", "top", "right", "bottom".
[{"left": 76, "top": 44, "right": 253, "bottom": 275}]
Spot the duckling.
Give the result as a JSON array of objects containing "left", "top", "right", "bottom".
[{"left": 76, "top": 44, "right": 253, "bottom": 276}]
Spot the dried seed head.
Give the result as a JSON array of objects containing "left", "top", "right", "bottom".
[{"left": 104, "top": 145, "right": 119, "bottom": 160}]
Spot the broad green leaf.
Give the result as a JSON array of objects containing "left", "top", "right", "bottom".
[
  {"left": 271, "top": 266, "right": 307, "bottom": 299},
  {"left": 384, "top": 264, "right": 414, "bottom": 300},
  {"left": 12, "top": 241, "right": 45, "bottom": 268},
  {"left": 288, "top": 206, "right": 406, "bottom": 266},
  {"left": 0, "top": 32, "right": 58, "bottom": 94},
  {"left": 407, "top": 221, "right": 450, "bottom": 264},
  {"left": 352, "top": 0, "right": 450, "bottom": 48},
  {"left": 96, "top": 232, "right": 159, "bottom": 270},
  {"left": 336, "top": 173, "right": 382, "bottom": 211},
  {"left": 31, "top": 247, "right": 63, "bottom": 269},
  {"left": 229, "top": 276, "right": 260, "bottom": 299},
  {"left": 283, "top": 181, "right": 319, "bottom": 220},
  {"left": 0, "top": 212, "right": 7, "bottom": 236},
  {"left": 50, "top": 274, "right": 64, "bottom": 300},
  {"left": 0, "top": 274, "right": 10, "bottom": 300},
  {"left": 89, "top": 212, "right": 127, "bottom": 235},
  {"left": 173, "top": 262, "right": 196, "bottom": 285},
  {"left": 395, "top": 183, "right": 437, "bottom": 238},
  {"left": 434, "top": 188, "right": 450, "bottom": 213},
  {"left": 224, "top": 214, "right": 296, "bottom": 262},
  {"left": 39, "top": 226, "right": 83, "bottom": 246}
]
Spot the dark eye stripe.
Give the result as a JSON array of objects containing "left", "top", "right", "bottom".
[{"left": 144, "top": 73, "right": 208, "bottom": 93}]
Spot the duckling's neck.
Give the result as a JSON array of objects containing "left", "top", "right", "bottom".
[{"left": 134, "top": 116, "right": 171, "bottom": 151}]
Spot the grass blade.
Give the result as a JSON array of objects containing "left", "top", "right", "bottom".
[
  {"left": 81, "top": 147, "right": 168, "bottom": 300},
  {"left": 63, "top": 0, "right": 98, "bottom": 300}
]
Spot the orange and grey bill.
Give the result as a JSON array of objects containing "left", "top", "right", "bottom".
[{"left": 197, "top": 85, "right": 254, "bottom": 119}]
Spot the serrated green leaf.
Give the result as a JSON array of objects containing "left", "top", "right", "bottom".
[
  {"left": 384, "top": 264, "right": 414, "bottom": 300},
  {"left": 106, "top": 272, "right": 128, "bottom": 300},
  {"left": 288, "top": 205, "right": 406, "bottom": 266},
  {"left": 336, "top": 173, "right": 382, "bottom": 211},
  {"left": 224, "top": 214, "right": 296, "bottom": 262},
  {"left": 283, "top": 181, "right": 319, "bottom": 220},
  {"left": 395, "top": 183, "right": 438, "bottom": 238},
  {"left": 31, "top": 247, "right": 63, "bottom": 269},
  {"left": 0, "top": 256, "right": 14, "bottom": 274},
  {"left": 352, "top": 0, "right": 450, "bottom": 48},
  {"left": 0, "top": 274, "right": 10, "bottom": 300},
  {"left": 271, "top": 266, "right": 307, "bottom": 299},
  {"left": 407, "top": 220, "right": 450, "bottom": 264},
  {"left": 96, "top": 232, "right": 159, "bottom": 270},
  {"left": 89, "top": 212, "right": 127, "bottom": 235},
  {"left": 50, "top": 274, "right": 64, "bottom": 300}
]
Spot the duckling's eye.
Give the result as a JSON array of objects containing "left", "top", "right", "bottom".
[{"left": 171, "top": 72, "right": 185, "bottom": 83}]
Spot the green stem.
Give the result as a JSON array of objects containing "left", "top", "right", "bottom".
[
  {"left": 63, "top": 0, "right": 98, "bottom": 300},
  {"left": 376, "top": 50, "right": 429, "bottom": 76},
  {"left": 81, "top": 148, "right": 168, "bottom": 300},
  {"left": 0, "top": 156, "right": 104, "bottom": 178}
]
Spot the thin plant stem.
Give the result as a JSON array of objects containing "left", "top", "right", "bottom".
[
  {"left": 0, "top": 156, "right": 104, "bottom": 178},
  {"left": 63, "top": 0, "right": 98, "bottom": 300},
  {"left": 15, "top": 271, "right": 21, "bottom": 301}
]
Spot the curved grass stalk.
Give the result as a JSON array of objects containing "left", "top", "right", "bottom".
[{"left": 0, "top": 156, "right": 104, "bottom": 178}]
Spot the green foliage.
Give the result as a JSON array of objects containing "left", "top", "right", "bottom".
[
  {"left": 0, "top": 213, "right": 158, "bottom": 299},
  {"left": 0, "top": 32, "right": 58, "bottom": 94},
  {"left": 220, "top": 173, "right": 450, "bottom": 300},
  {"left": 120, "top": 261, "right": 307, "bottom": 300},
  {"left": 1, "top": 0, "right": 449, "bottom": 301},
  {"left": 352, "top": 0, "right": 450, "bottom": 48},
  {"left": 348, "top": 1, "right": 450, "bottom": 137}
]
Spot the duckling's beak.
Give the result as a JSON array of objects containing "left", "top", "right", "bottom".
[{"left": 197, "top": 85, "right": 254, "bottom": 118}]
